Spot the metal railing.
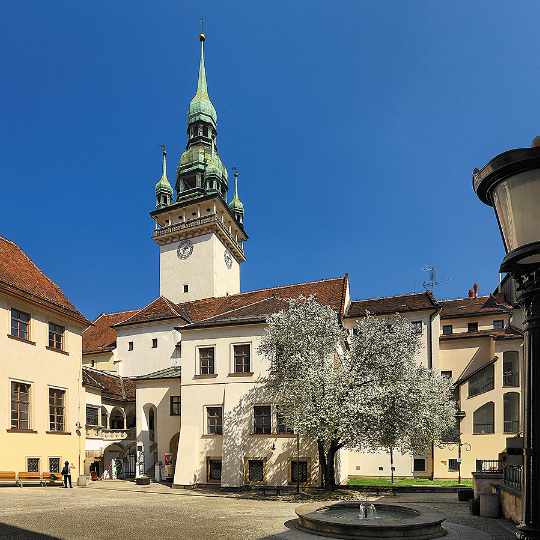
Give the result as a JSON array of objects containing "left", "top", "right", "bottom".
[
  {"left": 504, "top": 464, "right": 523, "bottom": 490},
  {"left": 476, "top": 459, "right": 503, "bottom": 473},
  {"left": 153, "top": 214, "right": 244, "bottom": 251}
]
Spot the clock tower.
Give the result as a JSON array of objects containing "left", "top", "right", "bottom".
[{"left": 150, "top": 33, "right": 247, "bottom": 303}]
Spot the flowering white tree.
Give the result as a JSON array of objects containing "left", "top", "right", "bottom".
[{"left": 259, "top": 296, "right": 455, "bottom": 489}]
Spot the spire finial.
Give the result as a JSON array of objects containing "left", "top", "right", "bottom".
[
  {"left": 161, "top": 143, "right": 167, "bottom": 178},
  {"left": 197, "top": 20, "right": 208, "bottom": 95},
  {"left": 232, "top": 167, "right": 239, "bottom": 199}
]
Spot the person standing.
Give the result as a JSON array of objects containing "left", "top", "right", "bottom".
[{"left": 62, "top": 461, "right": 73, "bottom": 488}]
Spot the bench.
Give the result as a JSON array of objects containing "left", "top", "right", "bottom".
[
  {"left": 17, "top": 472, "right": 44, "bottom": 487},
  {"left": 256, "top": 486, "right": 283, "bottom": 496},
  {"left": 41, "top": 472, "right": 63, "bottom": 486},
  {"left": 0, "top": 471, "right": 17, "bottom": 486}
]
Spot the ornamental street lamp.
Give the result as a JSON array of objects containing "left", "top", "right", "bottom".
[{"left": 473, "top": 138, "right": 540, "bottom": 540}]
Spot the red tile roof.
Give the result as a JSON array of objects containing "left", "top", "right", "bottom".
[
  {"left": 82, "top": 310, "right": 139, "bottom": 354},
  {"left": 82, "top": 367, "right": 135, "bottom": 401},
  {"left": 345, "top": 292, "right": 438, "bottom": 318},
  {"left": 116, "top": 297, "right": 189, "bottom": 327},
  {"left": 84, "top": 276, "right": 347, "bottom": 351},
  {"left": 0, "top": 236, "right": 89, "bottom": 325},
  {"left": 439, "top": 295, "right": 511, "bottom": 319}
]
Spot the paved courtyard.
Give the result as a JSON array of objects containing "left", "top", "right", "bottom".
[{"left": 0, "top": 482, "right": 518, "bottom": 539}]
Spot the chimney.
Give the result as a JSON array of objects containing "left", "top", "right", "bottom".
[{"left": 468, "top": 283, "right": 479, "bottom": 298}]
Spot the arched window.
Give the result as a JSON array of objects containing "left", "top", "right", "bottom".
[
  {"left": 473, "top": 402, "right": 495, "bottom": 434},
  {"left": 110, "top": 408, "right": 125, "bottom": 430},
  {"left": 149, "top": 408, "right": 155, "bottom": 442},
  {"left": 125, "top": 407, "right": 136, "bottom": 429},
  {"left": 504, "top": 392, "right": 520, "bottom": 433},
  {"left": 503, "top": 351, "right": 520, "bottom": 387}
]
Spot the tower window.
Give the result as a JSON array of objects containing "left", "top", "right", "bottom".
[
  {"left": 128, "top": 341, "right": 134, "bottom": 351},
  {"left": 203, "top": 126, "right": 209, "bottom": 137},
  {"left": 152, "top": 338, "right": 158, "bottom": 348},
  {"left": 183, "top": 176, "right": 196, "bottom": 191},
  {"left": 183, "top": 285, "right": 189, "bottom": 293}
]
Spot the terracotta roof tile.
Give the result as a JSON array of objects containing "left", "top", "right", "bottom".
[
  {"left": 82, "top": 367, "right": 135, "bottom": 401},
  {"left": 82, "top": 310, "right": 138, "bottom": 354},
  {"left": 440, "top": 295, "right": 511, "bottom": 319},
  {"left": 114, "top": 297, "right": 189, "bottom": 327},
  {"left": 87, "top": 277, "right": 347, "bottom": 350},
  {"left": 0, "top": 236, "right": 89, "bottom": 325},
  {"left": 345, "top": 292, "right": 437, "bottom": 318}
]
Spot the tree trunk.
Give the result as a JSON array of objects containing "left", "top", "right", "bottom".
[
  {"left": 390, "top": 447, "right": 394, "bottom": 484},
  {"left": 318, "top": 439, "right": 340, "bottom": 490}
]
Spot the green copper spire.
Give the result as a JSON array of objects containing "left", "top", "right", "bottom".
[
  {"left": 229, "top": 168, "right": 244, "bottom": 224},
  {"left": 155, "top": 144, "right": 173, "bottom": 208},
  {"left": 188, "top": 33, "right": 217, "bottom": 127}
]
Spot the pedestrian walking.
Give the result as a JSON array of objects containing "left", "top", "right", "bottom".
[{"left": 61, "top": 461, "right": 73, "bottom": 488}]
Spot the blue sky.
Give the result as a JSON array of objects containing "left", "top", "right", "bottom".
[{"left": 1, "top": 1, "right": 538, "bottom": 319}]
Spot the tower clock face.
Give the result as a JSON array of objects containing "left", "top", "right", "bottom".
[
  {"left": 177, "top": 239, "right": 193, "bottom": 259},
  {"left": 224, "top": 249, "right": 233, "bottom": 269}
]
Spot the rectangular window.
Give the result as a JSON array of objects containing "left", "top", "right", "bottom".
[
  {"left": 468, "top": 322, "right": 479, "bottom": 333},
  {"left": 441, "top": 370, "right": 453, "bottom": 380},
  {"left": 199, "top": 347, "right": 215, "bottom": 375},
  {"left": 442, "top": 325, "right": 453, "bottom": 335},
  {"left": 234, "top": 344, "right": 251, "bottom": 373},
  {"left": 86, "top": 405, "right": 99, "bottom": 426},
  {"left": 49, "top": 388, "right": 65, "bottom": 432},
  {"left": 276, "top": 411, "right": 294, "bottom": 434},
  {"left": 493, "top": 319, "right": 504, "bottom": 330},
  {"left": 170, "top": 396, "right": 181, "bottom": 416},
  {"left": 184, "top": 284, "right": 189, "bottom": 293},
  {"left": 411, "top": 321, "right": 423, "bottom": 335},
  {"left": 128, "top": 341, "right": 134, "bottom": 351},
  {"left": 207, "top": 458, "right": 222, "bottom": 482},
  {"left": 254, "top": 405, "right": 272, "bottom": 434},
  {"left": 11, "top": 308, "right": 30, "bottom": 340},
  {"left": 468, "top": 364, "right": 495, "bottom": 398},
  {"left": 207, "top": 406, "right": 223, "bottom": 435},
  {"left": 49, "top": 457, "right": 61, "bottom": 473},
  {"left": 152, "top": 338, "right": 158, "bottom": 348},
  {"left": 448, "top": 459, "right": 459, "bottom": 472},
  {"left": 11, "top": 381, "right": 30, "bottom": 430},
  {"left": 27, "top": 457, "right": 40, "bottom": 473},
  {"left": 291, "top": 460, "right": 308, "bottom": 483},
  {"left": 48, "top": 323, "right": 65, "bottom": 350},
  {"left": 413, "top": 458, "right": 426, "bottom": 472},
  {"left": 503, "top": 351, "right": 520, "bottom": 387},
  {"left": 248, "top": 460, "right": 264, "bottom": 482}
]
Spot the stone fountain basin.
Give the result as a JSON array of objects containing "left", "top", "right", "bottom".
[{"left": 295, "top": 501, "right": 447, "bottom": 539}]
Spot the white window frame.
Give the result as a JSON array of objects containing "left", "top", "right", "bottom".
[
  {"left": 204, "top": 405, "right": 223, "bottom": 435},
  {"left": 230, "top": 342, "right": 252, "bottom": 374},
  {"left": 196, "top": 345, "right": 216, "bottom": 376},
  {"left": 9, "top": 377, "right": 33, "bottom": 431},
  {"left": 48, "top": 385, "right": 68, "bottom": 433}
]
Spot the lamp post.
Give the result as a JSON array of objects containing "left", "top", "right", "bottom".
[{"left": 473, "top": 139, "right": 540, "bottom": 540}]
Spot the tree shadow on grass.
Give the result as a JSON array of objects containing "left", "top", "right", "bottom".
[{"left": 0, "top": 522, "right": 59, "bottom": 539}]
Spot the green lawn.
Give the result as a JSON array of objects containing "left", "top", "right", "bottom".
[{"left": 347, "top": 476, "right": 472, "bottom": 488}]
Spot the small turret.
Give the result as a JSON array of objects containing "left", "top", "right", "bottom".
[
  {"left": 155, "top": 144, "right": 173, "bottom": 208},
  {"left": 229, "top": 168, "right": 244, "bottom": 224}
]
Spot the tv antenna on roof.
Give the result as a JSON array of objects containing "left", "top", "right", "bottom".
[{"left": 422, "top": 265, "right": 439, "bottom": 292}]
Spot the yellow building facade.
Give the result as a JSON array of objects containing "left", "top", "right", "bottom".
[{"left": 0, "top": 236, "right": 89, "bottom": 481}]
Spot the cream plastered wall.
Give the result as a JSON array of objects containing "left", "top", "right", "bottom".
[
  {"left": 159, "top": 233, "right": 240, "bottom": 303},
  {"left": 0, "top": 292, "right": 85, "bottom": 478},
  {"left": 441, "top": 313, "right": 510, "bottom": 334},
  {"left": 439, "top": 336, "right": 493, "bottom": 384},
  {"left": 136, "top": 379, "right": 181, "bottom": 476},
  {"left": 173, "top": 324, "right": 320, "bottom": 487},
  {"left": 116, "top": 322, "right": 181, "bottom": 378},
  {"left": 82, "top": 351, "right": 117, "bottom": 372},
  {"left": 433, "top": 338, "right": 523, "bottom": 479}
]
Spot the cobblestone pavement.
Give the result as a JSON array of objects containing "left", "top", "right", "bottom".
[{"left": 0, "top": 482, "right": 517, "bottom": 540}]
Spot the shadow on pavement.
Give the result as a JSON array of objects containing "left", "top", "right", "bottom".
[{"left": 0, "top": 522, "right": 59, "bottom": 539}]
